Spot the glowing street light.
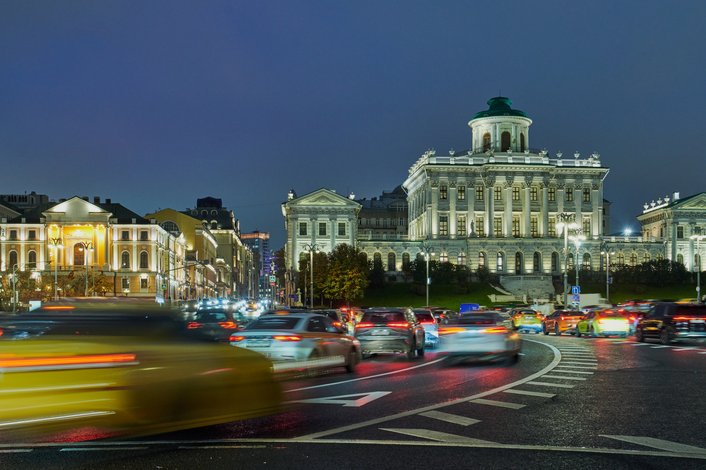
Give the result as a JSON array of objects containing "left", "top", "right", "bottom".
[
  {"left": 303, "top": 243, "right": 321, "bottom": 309},
  {"left": 557, "top": 212, "right": 578, "bottom": 307},
  {"left": 601, "top": 247, "right": 616, "bottom": 304},
  {"left": 48, "top": 237, "right": 64, "bottom": 300},
  {"left": 420, "top": 242, "right": 434, "bottom": 306},
  {"left": 570, "top": 230, "right": 586, "bottom": 302},
  {"left": 78, "top": 241, "right": 94, "bottom": 297},
  {"left": 691, "top": 234, "right": 705, "bottom": 304}
]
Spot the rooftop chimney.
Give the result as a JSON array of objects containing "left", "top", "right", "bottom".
[{"left": 93, "top": 196, "right": 100, "bottom": 204}]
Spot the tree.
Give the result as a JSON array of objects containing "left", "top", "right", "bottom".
[
  {"left": 368, "top": 255, "right": 386, "bottom": 288},
  {"left": 321, "top": 244, "right": 369, "bottom": 306},
  {"left": 297, "top": 251, "right": 329, "bottom": 306}
]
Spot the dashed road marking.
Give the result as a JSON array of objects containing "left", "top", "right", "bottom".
[
  {"left": 381, "top": 428, "right": 495, "bottom": 444},
  {"left": 542, "top": 374, "right": 586, "bottom": 381},
  {"left": 504, "top": 389, "right": 556, "bottom": 398},
  {"left": 419, "top": 411, "right": 480, "bottom": 426},
  {"left": 526, "top": 381, "right": 575, "bottom": 389},
  {"left": 672, "top": 347, "right": 699, "bottom": 351},
  {"left": 0, "top": 449, "right": 32, "bottom": 453},
  {"left": 468, "top": 398, "right": 525, "bottom": 409},
  {"left": 631, "top": 343, "right": 651, "bottom": 347},
  {"left": 650, "top": 345, "right": 672, "bottom": 349},
  {"left": 601, "top": 435, "right": 706, "bottom": 454}
]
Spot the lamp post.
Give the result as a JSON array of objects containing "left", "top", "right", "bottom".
[
  {"left": 421, "top": 242, "right": 433, "bottom": 306},
  {"left": 557, "top": 212, "right": 577, "bottom": 307},
  {"left": 11, "top": 264, "right": 19, "bottom": 313},
  {"left": 570, "top": 230, "right": 586, "bottom": 304},
  {"left": 601, "top": 248, "right": 615, "bottom": 304},
  {"left": 303, "top": 243, "right": 320, "bottom": 309},
  {"left": 48, "top": 237, "right": 64, "bottom": 300},
  {"left": 0, "top": 227, "right": 6, "bottom": 272},
  {"left": 78, "top": 241, "right": 93, "bottom": 297},
  {"left": 691, "top": 234, "right": 705, "bottom": 303}
]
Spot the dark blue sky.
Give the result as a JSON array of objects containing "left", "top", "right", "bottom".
[{"left": 2, "top": 1, "right": 705, "bottom": 248}]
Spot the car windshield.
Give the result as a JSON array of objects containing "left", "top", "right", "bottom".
[
  {"left": 674, "top": 306, "right": 706, "bottom": 317},
  {"left": 194, "top": 311, "right": 231, "bottom": 322},
  {"left": 413, "top": 311, "right": 435, "bottom": 322},
  {"left": 246, "top": 316, "right": 300, "bottom": 330},
  {"left": 361, "top": 312, "right": 405, "bottom": 324},
  {"left": 455, "top": 313, "right": 497, "bottom": 325}
]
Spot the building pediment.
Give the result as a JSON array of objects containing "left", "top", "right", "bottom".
[
  {"left": 286, "top": 189, "right": 361, "bottom": 209},
  {"left": 674, "top": 193, "right": 706, "bottom": 210},
  {"left": 42, "top": 196, "right": 113, "bottom": 223}
]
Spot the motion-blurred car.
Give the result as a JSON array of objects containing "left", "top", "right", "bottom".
[
  {"left": 230, "top": 312, "right": 361, "bottom": 373},
  {"left": 0, "top": 302, "right": 281, "bottom": 442},
  {"left": 354, "top": 308, "right": 425, "bottom": 359},
  {"left": 187, "top": 307, "right": 245, "bottom": 342},
  {"left": 510, "top": 308, "right": 543, "bottom": 334},
  {"left": 576, "top": 309, "right": 630, "bottom": 338},
  {"left": 437, "top": 311, "right": 521, "bottom": 365},
  {"left": 412, "top": 309, "right": 440, "bottom": 348},
  {"left": 542, "top": 310, "right": 584, "bottom": 336},
  {"left": 635, "top": 302, "right": 706, "bottom": 344}
]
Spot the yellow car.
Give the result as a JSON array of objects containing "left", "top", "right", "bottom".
[
  {"left": 0, "top": 302, "right": 282, "bottom": 442},
  {"left": 576, "top": 309, "right": 630, "bottom": 338}
]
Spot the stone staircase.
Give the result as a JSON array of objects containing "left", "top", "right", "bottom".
[{"left": 498, "top": 275, "right": 556, "bottom": 302}]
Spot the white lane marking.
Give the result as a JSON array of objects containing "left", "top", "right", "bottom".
[
  {"left": 468, "top": 398, "right": 526, "bottom": 409},
  {"left": 542, "top": 375, "right": 587, "bottom": 381},
  {"left": 284, "top": 357, "right": 446, "bottom": 393},
  {"left": 650, "top": 345, "right": 673, "bottom": 349},
  {"left": 0, "top": 450, "right": 32, "bottom": 453},
  {"left": 560, "top": 353, "right": 595, "bottom": 356},
  {"left": 419, "top": 411, "right": 480, "bottom": 426},
  {"left": 601, "top": 435, "right": 706, "bottom": 454},
  {"left": 288, "top": 391, "right": 391, "bottom": 407},
  {"left": 526, "top": 381, "right": 575, "bottom": 388},
  {"left": 561, "top": 360, "right": 598, "bottom": 364},
  {"left": 294, "top": 338, "right": 561, "bottom": 440},
  {"left": 0, "top": 411, "right": 115, "bottom": 429},
  {"left": 60, "top": 447, "right": 148, "bottom": 452},
  {"left": 504, "top": 389, "right": 555, "bottom": 398},
  {"left": 381, "top": 428, "right": 495, "bottom": 444},
  {"left": 272, "top": 356, "right": 345, "bottom": 372},
  {"left": 699, "top": 352, "right": 706, "bottom": 355},
  {"left": 672, "top": 347, "right": 699, "bottom": 351},
  {"left": 553, "top": 369, "right": 594, "bottom": 374},
  {"left": 631, "top": 343, "right": 651, "bottom": 347},
  {"left": 554, "top": 365, "right": 596, "bottom": 369}
]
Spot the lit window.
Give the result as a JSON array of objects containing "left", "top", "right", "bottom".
[
  {"left": 299, "top": 222, "right": 307, "bottom": 236},
  {"left": 439, "top": 215, "right": 449, "bottom": 236},
  {"left": 319, "top": 222, "right": 327, "bottom": 236},
  {"left": 479, "top": 252, "right": 486, "bottom": 267},
  {"left": 457, "top": 215, "right": 467, "bottom": 236},
  {"left": 439, "top": 253, "right": 448, "bottom": 263},
  {"left": 531, "top": 217, "right": 538, "bottom": 237},
  {"left": 548, "top": 188, "right": 556, "bottom": 201},
  {"left": 476, "top": 186, "right": 484, "bottom": 201},
  {"left": 476, "top": 217, "right": 485, "bottom": 236},
  {"left": 458, "top": 185, "right": 465, "bottom": 200},
  {"left": 440, "top": 185, "right": 448, "bottom": 200},
  {"left": 494, "top": 187, "right": 502, "bottom": 201},
  {"left": 530, "top": 187, "right": 538, "bottom": 201},
  {"left": 458, "top": 252, "right": 467, "bottom": 266},
  {"left": 583, "top": 188, "right": 591, "bottom": 203},
  {"left": 338, "top": 222, "right": 346, "bottom": 236},
  {"left": 583, "top": 218, "right": 591, "bottom": 235},
  {"left": 512, "top": 187, "right": 520, "bottom": 201},
  {"left": 548, "top": 218, "right": 557, "bottom": 237},
  {"left": 512, "top": 216, "right": 520, "bottom": 237},
  {"left": 497, "top": 252, "right": 504, "bottom": 271},
  {"left": 493, "top": 217, "right": 502, "bottom": 236},
  {"left": 566, "top": 188, "right": 574, "bottom": 202}
]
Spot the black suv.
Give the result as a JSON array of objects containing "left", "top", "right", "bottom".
[
  {"left": 354, "top": 308, "right": 425, "bottom": 359},
  {"left": 635, "top": 303, "right": 706, "bottom": 344}
]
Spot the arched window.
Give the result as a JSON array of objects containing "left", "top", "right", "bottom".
[
  {"left": 139, "top": 251, "right": 149, "bottom": 269},
  {"left": 482, "top": 132, "right": 491, "bottom": 151},
  {"left": 479, "top": 252, "right": 486, "bottom": 268},
  {"left": 160, "top": 221, "right": 180, "bottom": 236},
  {"left": 387, "top": 252, "right": 396, "bottom": 271},
  {"left": 656, "top": 253, "right": 664, "bottom": 261},
  {"left": 27, "top": 250, "right": 37, "bottom": 269},
  {"left": 629, "top": 252, "right": 638, "bottom": 266},
  {"left": 9, "top": 250, "right": 18, "bottom": 270},
  {"left": 617, "top": 253, "right": 626, "bottom": 266},
  {"left": 520, "top": 133, "right": 526, "bottom": 152},
  {"left": 533, "top": 252, "right": 541, "bottom": 273},
  {"left": 121, "top": 251, "right": 130, "bottom": 269},
  {"left": 552, "top": 252, "right": 560, "bottom": 273},
  {"left": 501, "top": 131, "right": 511, "bottom": 152},
  {"left": 515, "top": 252, "right": 523, "bottom": 274},
  {"left": 497, "top": 252, "right": 504, "bottom": 272},
  {"left": 74, "top": 244, "right": 85, "bottom": 266},
  {"left": 643, "top": 253, "right": 651, "bottom": 263},
  {"left": 402, "top": 253, "right": 411, "bottom": 271},
  {"left": 458, "top": 252, "right": 467, "bottom": 267},
  {"left": 583, "top": 253, "right": 591, "bottom": 270},
  {"left": 439, "top": 252, "right": 448, "bottom": 263},
  {"left": 677, "top": 254, "right": 684, "bottom": 265},
  {"left": 373, "top": 252, "right": 382, "bottom": 267}
]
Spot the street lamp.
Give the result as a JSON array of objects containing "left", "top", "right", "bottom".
[
  {"left": 0, "top": 227, "right": 6, "bottom": 272},
  {"left": 557, "top": 212, "right": 578, "bottom": 307},
  {"left": 48, "top": 237, "right": 64, "bottom": 300},
  {"left": 570, "top": 230, "right": 586, "bottom": 303},
  {"left": 78, "top": 241, "right": 94, "bottom": 297},
  {"left": 691, "top": 234, "right": 705, "bottom": 304},
  {"left": 421, "top": 242, "right": 434, "bottom": 306},
  {"left": 303, "top": 243, "right": 320, "bottom": 309},
  {"left": 601, "top": 248, "right": 615, "bottom": 304}
]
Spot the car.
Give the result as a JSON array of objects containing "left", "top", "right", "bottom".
[
  {"left": 576, "top": 309, "right": 630, "bottom": 338},
  {"left": 412, "top": 309, "right": 440, "bottom": 348},
  {"left": 437, "top": 311, "right": 521, "bottom": 365},
  {"left": 187, "top": 307, "right": 246, "bottom": 342},
  {"left": 0, "top": 301, "right": 281, "bottom": 442},
  {"left": 312, "top": 309, "right": 353, "bottom": 334},
  {"left": 542, "top": 309, "right": 584, "bottom": 336},
  {"left": 230, "top": 312, "right": 361, "bottom": 373},
  {"left": 354, "top": 308, "right": 425, "bottom": 359},
  {"left": 510, "top": 308, "right": 544, "bottom": 334},
  {"left": 635, "top": 302, "right": 706, "bottom": 344}
]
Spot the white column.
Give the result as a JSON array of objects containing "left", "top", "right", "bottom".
[
  {"left": 592, "top": 187, "right": 600, "bottom": 237},
  {"left": 523, "top": 186, "right": 531, "bottom": 237},
  {"left": 487, "top": 186, "right": 494, "bottom": 237},
  {"left": 504, "top": 185, "right": 512, "bottom": 237},
  {"left": 541, "top": 186, "right": 549, "bottom": 236},
  {"left": 449, "top": 185, "right": 457, "bottom": 238}
]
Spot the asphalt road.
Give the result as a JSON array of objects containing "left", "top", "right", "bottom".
[{"left": 4, "top": 334, "right": 706, "bottom": 469}]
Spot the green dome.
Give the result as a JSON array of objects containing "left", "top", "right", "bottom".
[{"left": 472, "top": 96, "right": 529, "bottom": 119}]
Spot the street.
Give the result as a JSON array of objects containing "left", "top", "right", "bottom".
[{"left": 3, "top": 334, "right": 706, "bottom": 469}]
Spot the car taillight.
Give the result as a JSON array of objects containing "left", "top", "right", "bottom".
[
  {"left": 273, "top": 335, "right": 301, "bottom": 342},
  {"left": 484, "top": 326, "right": 508, "bottom": 334},
  {"left": 388, "top": 322, "right": 410, "bottom": 328},
  {"left": 674, "top": 316, "right": 697, "bottom": 321},
  {"left": 560, "top": 316, "right": 565, "bottom": 321},
  {"left": 187, "top": 321, "right": 203, "bottom": 329},
  {"left": 439, "top": 327, "right": 465, "bottom": 335},
  {"left": 218, "top": 321, "right": 238, "bottom": 329},
  {"left": 0, "top": 353, "right": 138, "bottom": 369},
  {"left": 420, "top": 320, "right": 435, "bottom": 325},
  {"left": 230, "top": 335, "right": 245, "bottom": 342},
  {"left": 356, "top": 322, "right": 373, "bottom": 328},
  {"left": 332, "top": 321, "right": 342, "bottom": 327}
]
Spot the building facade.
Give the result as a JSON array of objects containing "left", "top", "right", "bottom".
[{"left": 241, "top": 230, "right": 272, "bottom": 300}]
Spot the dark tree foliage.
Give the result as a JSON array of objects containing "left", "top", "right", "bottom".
[{"left": 368, "top": 256, "right": 386, "bottom": 288}]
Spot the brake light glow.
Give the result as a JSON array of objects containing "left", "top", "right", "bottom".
[
  {"left": 41, "top": 305, "right": 76, "bottom": 311},
  {"left": 483, "top": 326, "right": 508, "bottom": 334},
  {"left": 674, "top": 316, "right": 697, "bottom": 321},
  {"left": 229, "top": 335, "right": 245, "bottom": 342},
  {"left": 0, "top": 353, "right": 137, "bottom": 368},
  {"left": 388, "top": 322, "right": 410, "bottom": 328},
  {"left": 332, "top": 321, "right": 342, "bottom": 327},
  {"left": 187, "top": 321, "right": 203, "bottom": 329},
  {"left": 438, "top": 327, "right": 465, "bottom": 335},
  {"left": 218, "top": 321, "right": 238, "bottom": 329},
  {"left": 420, "top": 320, "right": 435, "bottom": 325},
  {"left": 273, "top": 335, "right": 302, "bottom": 342},
  {"left": 356, "top": 322, "right": 374, "bottom": 328}
]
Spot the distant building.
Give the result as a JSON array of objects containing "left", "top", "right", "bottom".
[
  {"left": 357, "top": 185, "right": 408, "bottom": 241},
  {"left": 242, "top": 230, "right": 272, "bottom": 299}
]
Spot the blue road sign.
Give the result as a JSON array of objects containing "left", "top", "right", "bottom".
[{"left": 571, "top": 286, "right": 580, "bottom": 295}]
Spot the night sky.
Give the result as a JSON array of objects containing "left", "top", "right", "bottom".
[{"left": 2, "top": 1, "right": 705, "bottom": 249}]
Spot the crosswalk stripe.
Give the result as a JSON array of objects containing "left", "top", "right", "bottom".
[
  {"left": 555, "top": 364, "right": 596, "bottom": 369},
  {"left": 418, "top": 411, "right": 480, "bottom": 426},
  {"left": 381, "top": 428, "right": 495, "bottom": 444},
  {"left": 600, "top": 435, "right": 706, "bottom": 454},
  {"left": 542, "top": 375, "right": 587, "bottom": 381},
  {"left": 553, "top": 368, "right": 594, "bottom": 374},
  {"left": 561, "top": 361, "right": 598, "bottom": 364},
  {"left": 650, "top": 345, "right": 672, "bottom": 349},
  {"left": 672, "top": 347, "right": 698, "bottom": 351},
  {"left": 468, "top": 398, "right": 525, "bottom": 409},
  {"left": 631, "top": 343, "right": 650, "bottom": 346},
  {"left": 504, "top": 389, "right": 556, "bottom": 398},
  {"left": 526, "top": 381, "right": 575, "bottom": 388}
]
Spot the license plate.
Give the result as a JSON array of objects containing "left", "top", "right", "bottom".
[
  {"left": 691, "top": 319, "right": 705, "bottom": 323},
  {"left": 371, "top": 329, "right": 390, "bottom": 336},
  {"left": 247, "top": 340, "right": 271, "bottom": 347}
]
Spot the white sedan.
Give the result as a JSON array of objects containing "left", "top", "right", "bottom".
[{"left": 438, "top": 311, "right": 521, "bottom": 365}]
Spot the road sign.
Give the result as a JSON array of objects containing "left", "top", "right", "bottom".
[
  {"left": 571, "top": 286, "right": 580, "bottom": 295},
  {"left": 572, "top": 293, "right": 580, "bottom": 303}
]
